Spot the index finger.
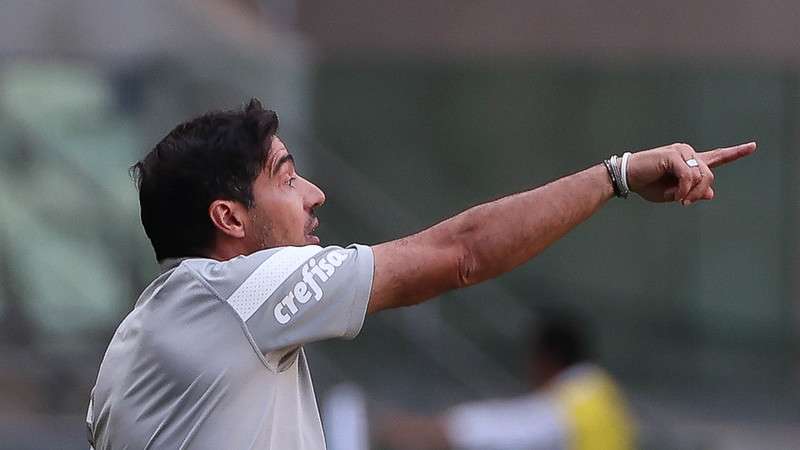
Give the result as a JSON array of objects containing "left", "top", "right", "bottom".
[{"left": 698, "top": 142, "right": 757, "bottom": 168}]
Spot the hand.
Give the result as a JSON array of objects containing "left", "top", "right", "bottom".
[{"left": 626, "top": 142, "right": 756, "bottom": 204}]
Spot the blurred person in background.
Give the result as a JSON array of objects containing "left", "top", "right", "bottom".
[
  {"left": 379, "top": 314, "right": 635, "bottom": 450},
  {"left": 86, "top": 97, "right": 752, "bottom": 449}
]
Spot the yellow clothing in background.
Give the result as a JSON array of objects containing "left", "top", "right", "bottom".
[{"left": 552, "top": 365, "right": 635, "bottom": 450}]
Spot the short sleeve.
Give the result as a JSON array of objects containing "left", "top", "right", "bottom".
[
  {"left": 445, "top": 394, "right": 569, "bottom": 450},
  {"left": 186, "top": 244, "right": 374, "bottom": 358}
]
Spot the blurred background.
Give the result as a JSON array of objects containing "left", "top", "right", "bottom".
[{"left": 0, "top": 1, "right": 797, "bottom": 449}]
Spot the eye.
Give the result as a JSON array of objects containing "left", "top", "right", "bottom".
[{"left": 287, "top": 177, "right": 297, "bottom": 188}]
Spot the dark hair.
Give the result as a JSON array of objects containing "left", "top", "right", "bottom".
[
  {"left": 531, "top": 314, "right": 589, "bottom": 368},
  {"left": 131, "top": 98, "right": 279, "bottom": 262}
]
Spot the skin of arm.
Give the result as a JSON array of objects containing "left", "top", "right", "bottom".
[
  {"left": 376, "top": 414, "right": 450, "bottom": 450},
  {"left": 367, "top": 142, "right": 755, "bottom": 314}
]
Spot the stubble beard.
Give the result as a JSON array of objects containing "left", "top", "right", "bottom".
[{"left": 248, "top": 208, "right": 276, "bottom": 251}]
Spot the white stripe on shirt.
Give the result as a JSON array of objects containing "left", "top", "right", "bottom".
[{"left": 227, "top": 246, "right": 322, "bottom": 322}]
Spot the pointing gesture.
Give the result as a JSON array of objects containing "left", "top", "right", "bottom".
[
  {"left": 626, "top": 142, "right": 756, "bottom": 204},
  {"left": 700, "top": 142, "right": 758, "bottom": 168}
]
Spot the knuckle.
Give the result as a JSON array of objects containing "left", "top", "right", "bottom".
[{"left": 673, "top": 143, "right": 692, "bottom": 152}]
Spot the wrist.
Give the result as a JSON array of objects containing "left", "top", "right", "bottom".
[
  {"left": 593, "top": 163, "right": 616, "bottom": 200},
  {"left": 603, "top": 152, "right": 632, "bottom": 198}
]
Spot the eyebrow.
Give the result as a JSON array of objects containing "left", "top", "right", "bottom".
[{"left": 271, "top": 153, "right": 295, "bottom": 176}]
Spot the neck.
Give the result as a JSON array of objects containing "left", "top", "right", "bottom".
[{"left": 208, "top": 238, "right": 254, "bottom": 261}]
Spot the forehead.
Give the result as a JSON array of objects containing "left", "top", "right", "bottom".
[
  {"left": 267, "top": 136, "right": 288, "bottom": 160},
  {"left": 266, "top": 136, "right": 291, "bottom": 169}
]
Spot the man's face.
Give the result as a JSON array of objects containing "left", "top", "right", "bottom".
[{"left": 244, "top": 136, "right": 325, "bottom": 250}]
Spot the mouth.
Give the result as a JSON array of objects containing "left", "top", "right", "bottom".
[{"left": 305, "top": 218, "right": 320, "bottom": 245}]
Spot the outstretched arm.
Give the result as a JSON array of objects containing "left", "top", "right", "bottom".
[{"left": 367, "top": 142, "right": 755, "bottom": 313}]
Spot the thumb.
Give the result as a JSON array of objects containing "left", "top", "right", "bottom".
[{"left": 664, "top": 187, "right": 678, "bottom": 202}]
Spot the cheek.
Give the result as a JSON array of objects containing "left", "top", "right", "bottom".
[
  {"left": 265, "top": 192, "right": 306, "bottom": 228},
  {"left": 247, "top": 205, "right": 272, "bottom": 234}
]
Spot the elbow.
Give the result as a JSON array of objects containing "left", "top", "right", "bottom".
[{"left": 455, "top": 242, "right": 480, "bottom": 289}]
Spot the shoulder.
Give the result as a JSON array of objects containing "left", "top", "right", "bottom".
[{"left": 180, "top": 245, "right": 371, "bottom": 289}]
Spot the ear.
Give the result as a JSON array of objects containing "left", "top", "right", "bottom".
[{"left": 208, "top": 200, "right": 247, "bottom": 239}]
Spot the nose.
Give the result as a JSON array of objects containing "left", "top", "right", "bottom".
[{"left": 305, "top": 178, "right": 326, "bottom": 210}]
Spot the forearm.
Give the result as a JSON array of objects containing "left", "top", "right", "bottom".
[
  {"left": 369, "top": 164, "right": 614, "bottom": 312},
  {"left": 427, "top": 163, "right": 614, "bottom": 286}
]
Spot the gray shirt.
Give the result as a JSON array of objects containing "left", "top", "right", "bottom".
[{"left": 87, "top": 244, "right": 374, "bottom": 450}]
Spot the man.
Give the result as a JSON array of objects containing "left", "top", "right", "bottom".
[
  {"left": 86, "top": 98, "right": 754, "bottom": 449},
  {"left": 379, "top": 315, "right": 635, "bottom": 450}
]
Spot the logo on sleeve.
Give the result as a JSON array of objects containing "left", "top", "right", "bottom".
[{"left": 273, "top": 250, "right": 351, "bottom": 324}]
